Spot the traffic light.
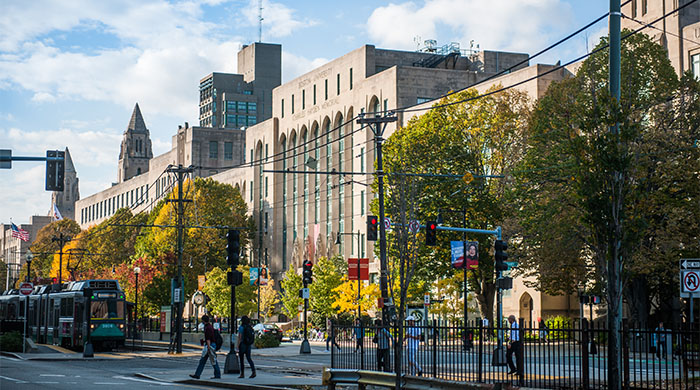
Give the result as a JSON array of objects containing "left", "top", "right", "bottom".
[
  {"left": 425, "top": 221, "right": 437, "bottom": 246},
  {"left": 367, "top": 215, "right": 378, "bottom": 241},
  {"left": 45, "top": 150, "right": 65, "bottom": 191},
  {"left": 592, "top": 296, "right": 601, "bottom": 304},
  {"left": 495, "top": 239, "right": 508, "bottom": 272},
  {"left": 302, "top": 260, "right": 313, "bottom": 285},
  {"left": 227, "top": 229, "right": 240, "bottom": 267},
  {"left": 227, "top": 270, "right": 243, "bottom": 286}
]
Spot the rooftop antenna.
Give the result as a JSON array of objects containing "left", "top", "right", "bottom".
[{"left": 258, "top": 0, "right": 263, "bottom": 43}]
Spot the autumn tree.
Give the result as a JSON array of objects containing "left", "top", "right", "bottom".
[
  {"left": 279, "top": 265, "right": 303, "bottom": 322},
  {"left": 25, "top": 219, "right": 81, "bottom": 281},
  {"left": 332, "top": 278, "right": 381, "bottom": 316},
  {"left": 202, "top": 266, "right": 256, "bottom": 318},
  {"left": 259, "top": 280, "right": 280, "bottom": 322},
  {"left": 381, "top": 86, "right": 530, "bottom": 324},
  {"left": 309, "top": 256, "right": 345, "bottom": 325}
]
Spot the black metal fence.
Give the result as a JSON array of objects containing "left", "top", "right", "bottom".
[{"left": 331, "top": 319, "right": 700, "bottom": 389}]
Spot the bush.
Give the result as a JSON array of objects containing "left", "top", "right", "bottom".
[
  {"left": 254, "top": 333, "right": 281, "bottom": 348},
  {"left": 545, "top": 316, "right": 574, "bottom": 340},
  {"left": 0, "top": 331, "right": 23, "bottom": 352}
]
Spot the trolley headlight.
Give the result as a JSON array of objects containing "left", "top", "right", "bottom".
[
  {"left": 118, "top": 323, "right": 124, "bottom": 329},
  {"left": 90, "top": 324, "right": 96, "bottom": 329}
]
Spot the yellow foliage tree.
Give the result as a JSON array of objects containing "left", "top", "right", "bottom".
[
  {"left": 259, "top": 280, "right": 279, "bottom": 321},
  {"left": 332, "top": 277, "right": 381, "bottom": 316}
]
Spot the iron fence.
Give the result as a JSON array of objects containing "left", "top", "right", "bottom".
[{"left": 331, "top": 319, "right": 700, "bottom": 389}]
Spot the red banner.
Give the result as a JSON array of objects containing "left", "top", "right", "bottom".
[{"left": 348, "top": 258, "right": 369, "bottom": 281}]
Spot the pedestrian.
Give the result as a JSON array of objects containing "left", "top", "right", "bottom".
[
  {"left": 190, "top": 315, "right": 221, "bottom": 380},
  {"left": 538, "top": 317, "right": 548, "bottom": 342},
  {"left": 374, "top": 319, "right": 393, "bottom": 372},
  {"left": 353, "top": 319, "right": 364, "bottom": 353},
  {"left": 237, "top": 315, "right": 257, "bottom": 378},
  {"left": 654, "top": 321, "right": 667, "bottom": 359},
  {"left": 405, "top": 316, "right": 423, "bottom": 376},
  {"left": 506, "top": 315, "right": 523, "bottom": 378},
  {"left": 482, "top": 317, "right": 490, "bottom": 341},
  {"left": 326, "top": 318, "right": 340, "bottom": 352}
]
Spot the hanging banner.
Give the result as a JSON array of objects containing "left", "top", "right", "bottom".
[
  {"left": 451, "top": 241, "right": 479, "bottom": 269},
  {"left": 259, "top": 265, "right": 269, "bottom": 286},
  {"left": 348, "top": 258, "right": 370, "bottom": 280},
  {"left": 250, "top": 267, "right": 259, "bottom": 286}
]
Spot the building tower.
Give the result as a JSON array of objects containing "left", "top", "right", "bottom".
[
  {"left": 51, "top": 147, "right": 79, "bottom": 220},
  {"left": 118, "top": 103, "right": 153, "bottom": 183}
]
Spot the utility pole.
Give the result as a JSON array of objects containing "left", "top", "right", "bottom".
[
  {"left": 608, "top": 1, "right": 623, "bottom": 390},
  {"left": 357, "top": 113, "right": 397, "bottom": 326},
  {"left": 52, "top": 233, "right": 71, "bottom": 285},
  {"left": 166, "top": 164, "right": 194, "bottom": 354}
]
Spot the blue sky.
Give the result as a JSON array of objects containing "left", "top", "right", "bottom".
[{"left": 0, "top": 0, "right": 611, "bottom": 224}]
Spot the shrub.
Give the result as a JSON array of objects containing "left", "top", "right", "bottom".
[
  {"left": 0, "top": 331, "right": 23, "bottom": 352},
  {"left": 545, "top": 316, "right": 574, "bottom": 340},
  {"left": 254, "top": 333, "right": 281, "bottom": 348}
]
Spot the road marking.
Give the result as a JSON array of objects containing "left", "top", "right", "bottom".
[
  {"left": 40, "top": 374, "right": 66, "bottom": 377},
  {"left": 35, "top": 381, "right": 60, "bottom": 384},
  {"left": 0, "top": 375, "right": 27, "bottom": 383},
  {"left": 94, "top": 382, "right": 126, "bottom": 385},
  {"left": 113, "top": 376, "right": 175, "bottom": 386}
]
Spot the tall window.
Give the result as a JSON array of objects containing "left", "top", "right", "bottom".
[
  {"left": 337, "top": 73, "right": 341, "bottom": 95},
  {"left": 349, "top": 68, "right": 353, "bottom": 90},
  {"left": 209, "top": 141, "right": 218, "bottom": 159},
  {"left": 642, "top": 0, "right": 647, "bottom": 15},
  {"left": 361, "top": 190, "right": 365, "bottom": 216},
  {"left": 282, "top": 138, "right": 287, "bottom": 269},
  {"left": 303, "top": 132, "right": 308, "bottom": 238},
  {"left": 632, "top": 0, "right": 637, "bottom": 17},
  {"left": 338, "top": 115, "right": 345, "bottom": 253},
  {"left": 291, "top": 94, "right": 295, "bottom": 114},
  {"left": 292, "top": 134, "right": 298, "bottom": 241},
  {"left": 265, "top": 176, "right": 268, "bottom": 197},
  {"left": 325, "top": 121, "right": 332, "bottom": 236},
  {"left": 692, "top": 53, "right": 700, "bottom": 79},
  {"left": 224, "top": 142, "right": 233, "bottom": 160},
  {"left": 281, "top": 99, "right": 285, "bottom": 118},
  {"left": 325, "top": 80, "right": 328, "bottom": 100},
  {"left": 302, "top": 90, "right": 306, "bottom": 110},
  {"left": 313, "top": 85, "right": 317, "bottom": 105},
  {"left": 314, "top": 128, "right": 320, "bottom": 224}
]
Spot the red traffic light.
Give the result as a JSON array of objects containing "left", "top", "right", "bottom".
[
  {"left": 370, "top": 218, "right": 377, "bottom": 225},
  {"left": 428, "top": 223, "right": 436, "bottom": 230},
  {"left": 303, "top": 260, "right": 313, "bottom": 268}
]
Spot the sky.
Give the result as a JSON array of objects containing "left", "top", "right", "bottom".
[{"left": 0, "top": 0, "right": 612, "bottom": 225}]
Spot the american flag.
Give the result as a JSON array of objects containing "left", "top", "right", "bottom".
[{"left": 11, "top": 222, "right": 29, "bottom": 242}]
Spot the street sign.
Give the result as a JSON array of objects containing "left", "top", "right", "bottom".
[
  {"left": 301, "top": 287, "right": 310, "bottom": 299},
  {"left": 424, "top": 294, "right": 430, "bottom": 306},
  {"left": 681, "top": 259, "right": 700, "bottom": 269},
  {"left": 19, "top": 282, "right": 33, "bottom": 295},
  {"left": 408, "top": 220, "right": 420, "bottom": 233},
  {"left": 173, "top": 288, "right": 182, "bottom": 303},
  {"left": 348, "top": 258, "right": 370, "bottom": 281},
  {"left": 681, "top": 271, "right": 700, "bottom": 294},
  {"left": 384, "top": 217, "right": 392, "bottom": 231}
]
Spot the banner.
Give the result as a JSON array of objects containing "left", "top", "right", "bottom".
[
  {"left": 259, "top": 265, "right": 268, "bottom": 286},
  {"left": 451, "top": 241, "right": 479, "bottom": 269},
  {"left": 250, "top": 267, "right": 259, "bottom": 286}
]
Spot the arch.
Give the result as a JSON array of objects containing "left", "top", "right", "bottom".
[
  {"left": 368, "top": 95, "right": 380, "bottom": 115},
  {"left": 519, "top": 292, "right": 534, "bottom": 325}
]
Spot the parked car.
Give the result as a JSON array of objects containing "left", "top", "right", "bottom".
[{"left": 253, "top": 323, "right": 283, "bottom": 342}]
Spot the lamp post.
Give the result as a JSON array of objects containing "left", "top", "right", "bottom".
[
  {"left": 25, "top": 250, "right": 33, "bottom": 282},
  {"left": 337, "top": 231, "right": 362, "bottom": 320},
  {"left": 133, "top": 266, "right": 141, "bottom": 351}
]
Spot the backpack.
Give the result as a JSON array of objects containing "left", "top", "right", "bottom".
[
  {"left": 214, "top": 329, "right": 223, "bottom": 351},
  {"left": 243, "top": 324, "right": 255, "bottom": 345}
]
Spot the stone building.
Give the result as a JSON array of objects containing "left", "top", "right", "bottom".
[
  {"left": 0, "top": 216, "right": 53, "bottom": 289},
  {"left": 118, "top": 103, "right": 153, "bottom": 183}
]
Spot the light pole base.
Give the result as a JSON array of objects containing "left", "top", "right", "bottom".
[
  {"left": 83, "top": 342, "right": 94, "bottom": 358},
  {"left": 224, "top": 351, "right": 240, "bottom": 373},
  {"left": 299, "top": 339, "right": 311, "bottom": 354},
  {"left": 492, "top": 346, "right": 506, "bottom": 366}
]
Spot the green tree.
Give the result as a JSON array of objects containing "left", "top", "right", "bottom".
[
  {"left": 202, "top": 266, "right": 256, "bottom": 319},
  {"left": 309, "top": 256, "right": 345, "bottom": 324},
  {"left": 25, "top": 219, "right": 81, "bottom": 281},
  {"left": 381, "top": 86, "right": 530, "bottom": 324},
  {"left": 259, "top": 280, "right": 279, "bottom": 322},
  {"left": 517, "top": 31, "right": 699, "bottom": 327},
  {"left": 279, "top": 265, "right": 303, "bottom": 321}
]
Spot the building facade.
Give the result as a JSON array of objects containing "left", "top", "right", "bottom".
[{"left": 0, "top": 215, "right": 53, "bottom": 289}]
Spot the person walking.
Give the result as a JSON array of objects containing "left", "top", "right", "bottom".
[
  {"left": 237, "top": 315, "right": 257, "bottom": 378},
  {"left": 353, "top": 319, "right": 364, "bottom": 353},
  {"left": 405, "top": 316, "right": 423, "bottom": 376},
  {"left": 190, "top": 315, "right": 221, "bottom": 380},
  {"left": 325, "top": 318, "right": 340, "bottom": 352},
  {"left": 483, "top": 317, "right": 490, "bottom": 341},
  {"left": 374, "top": 319, "right": 393, "bottom": 372},
  {"left": 506, "top": 315, "right": 523, "bottom": 379},
  {"left": 538, "top": 317, "right": 548, "bottom": 343},
  {"left": 654, "top": 321, "right": 667, "bottom": 359}
]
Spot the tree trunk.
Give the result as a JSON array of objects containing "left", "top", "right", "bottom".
[
  {"left": 476, "top": 281, "right": 496, "bottom": 325},
  {"left": 624, "top": 276, "right": 649, "bottom": 326}
]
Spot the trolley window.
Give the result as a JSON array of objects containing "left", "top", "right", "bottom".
[{"left": 91, "top": 300, "right": 125, "bottom": 319}]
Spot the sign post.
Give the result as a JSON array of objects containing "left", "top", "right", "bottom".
[
  {"left": 19, "top": 282, "right": 32, "bottom": 353},
  {"left": 681, "top": 259, "right": 700, "bottom": 323}
]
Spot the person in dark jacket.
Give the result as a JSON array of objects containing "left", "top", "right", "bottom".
[
  {"left": 190, "top": 315, "right": 221, "bottom": 379},
  {"left": 236, "top": 315, "right": 256, "bottom": 378}
]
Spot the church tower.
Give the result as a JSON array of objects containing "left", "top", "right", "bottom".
[
  {"left": 118, "top": 103, "right": 153, "bottom": 182},
  {"left": 51, "top": 147, "right": 79, "bottom": 220}
]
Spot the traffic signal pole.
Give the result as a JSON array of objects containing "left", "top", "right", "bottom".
[{"left": 357, "top": 114, "right": 397, "bottom": 326}]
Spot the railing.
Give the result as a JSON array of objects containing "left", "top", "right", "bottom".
[
  {"left": 141, "top": 317, "right": 232, "bottom": 333},
  {"left": 331, "top": 319, "right": 700, "bottom": 390}
]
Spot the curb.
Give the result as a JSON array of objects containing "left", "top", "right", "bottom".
[{"left": 0, "top": 351, "right": 23, "bottom": 359}]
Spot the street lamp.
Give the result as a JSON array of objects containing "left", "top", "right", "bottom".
[
  {"left": 133, "top": 266, "right": 141, "bottom": 351},
  {"left": 25, "top": 250, "right": 33, "bottom": 282}
]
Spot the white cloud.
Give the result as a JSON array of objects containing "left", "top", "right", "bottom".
[
  {"left": 0, "top": 1, "right": 243, "bottom": 119},
  {"left": 242, "top": 0, "right": 317, "bottom": 39},
  {"left": 367, "top": 0, "right": 573, "bottom": 55},
  {"left": 282, "top": 51, "right": 331, "bottom": 83}
]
